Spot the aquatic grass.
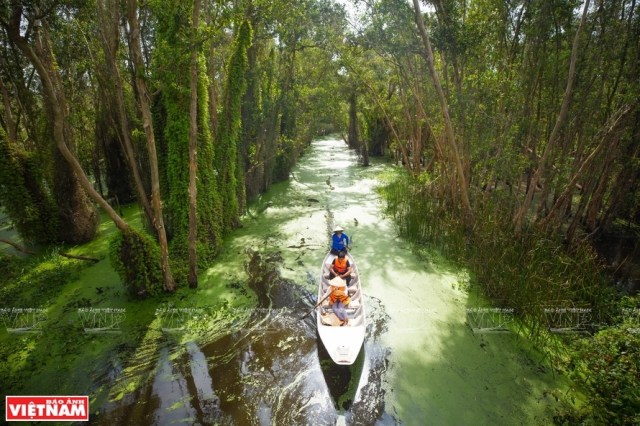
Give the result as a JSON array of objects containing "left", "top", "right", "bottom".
[
  {"left": 379, "top": 171, "right": 638, "bottom": 424},
  {"left": 379, "top": 171, "right": 616, "bottom": 335},
  {"left": 0, "top": 204, "right": 206, "bottom": 414}
]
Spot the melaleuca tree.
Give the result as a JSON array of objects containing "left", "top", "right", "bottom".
[
  {"left": 0, "top": 127, "right": 60, "bottom": 244},
  {"left": 268, "top": 0, "right": 348, "bottom": 181},
  {"left": 1, "top": 1, "right": 171, "bottom": 295},
  {"left": 216, "top": 19, "right": 252, "bottom": 231},
  {"left": 1, "top": 2, "right": 99, "bottom": 244},
  {"left": 0, "top": 33, "right": 60, "bottom": 244},
  {"left": 126, "top": 0, "right": 176, "bottom": 292},
  {"left": 93, "top": 0, "right": 157, "bottom": 224},
  {"left": 239, "top": 3, "right": 264, "bottom": 203},
  {"left": 195, "top": 60, "right": 223, "bottom": 255},
  {"left": 151, "top": 0, "right": 222, "bottom": 261},
  {"left": 151, "top": 0, "right": 192, "bottom": 251}
]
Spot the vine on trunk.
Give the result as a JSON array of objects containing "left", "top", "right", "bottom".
[{"left": 109, "top": 228, "right": 163, "bottom": 298}]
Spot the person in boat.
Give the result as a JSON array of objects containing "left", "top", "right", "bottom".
[
  {"left": 329, "top": 250, "right": 352, "bottom": 286},
  {"left": 322, "top": 276, "right": 351, "bottom": 326},
  {"left": 330, "top": 226, "right": 350, "bottom": 255}
]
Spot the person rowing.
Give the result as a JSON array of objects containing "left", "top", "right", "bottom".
[{"left": 321, "top": 276, "right": 351, "bottom": 326}]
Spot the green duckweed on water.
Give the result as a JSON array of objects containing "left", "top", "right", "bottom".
[{"left": 0, "top": 137, "right": 587, "bottom": 424}]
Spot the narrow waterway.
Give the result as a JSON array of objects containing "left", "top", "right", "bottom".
[{"left": 97, "top": 136, "right": 569, "bottom": 425}]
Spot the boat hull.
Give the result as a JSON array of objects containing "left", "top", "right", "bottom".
[{"left": 316, "top": 251, "right": 366, "bottom": 365}]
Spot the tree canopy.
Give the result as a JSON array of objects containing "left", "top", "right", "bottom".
[{"left": 0, "top": 0, "right": 638, "bottom": 284}]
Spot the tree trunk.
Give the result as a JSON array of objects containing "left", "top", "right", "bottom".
[
  {"left": 4, "top": 7, "right": 103, "bottom": 243},
  {"left": 348, "top": 92, "right": 358, "bottom": 149},
  {"left": 513, "top": 0, "right": 591, "bottom": 232},
  {"left": 187, "top": 0, "right": 201, "bottom": 288},
  {"left": 0, "top": 78, "right": 18, "bottom": 143},
  {"left": 541, "top": 105, "right": 631, "bottom": 230},
  {"left": 413, "top": 0, "right": 473, "bottom": 222},
  {"left": 127, "top": 0, "right": 176, "bottom": 292},
  {"left": 96, "top": 0, "right": 155, "bottom": 228}
]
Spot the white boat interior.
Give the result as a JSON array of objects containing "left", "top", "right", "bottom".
[
  {"left": 318, "top": 252, "right": 364, "bottom": 327},
  {"left": 316, "top": 251, "right": 366, "bottom": 365}
]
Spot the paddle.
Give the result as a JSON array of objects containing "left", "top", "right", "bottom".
[{"left": 300, "top": 290, "right": 332, "bottom": 320}]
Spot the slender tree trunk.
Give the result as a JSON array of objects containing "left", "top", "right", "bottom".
[
  {"left": 513, "top": 0, "right": 591, "bottom": 232},
  {"left": 0, "top": 78, "right": 18, "bottom": 143},
  {"left": 4, "top": 9, "right": 107, "bottom": 238},
  {"left": 187, "top": 0, "right": 201, "bottom": 288},
  {"left": 566, "top": 172, "right": 599, "bottom": 244},
  {"left": 541, "top": 105, "right": 631, "bottom": 230},
  {"left": 347, "top": 92, "right": 359, "bottom": 149},
  {"left": 413, "top": 0, "right": 473, "bottom": 222},
  {"left": 127, "top": 0, "right": 176, "bottom": 292},
  {"left": 97, "top": 0, "right": 155, "bottom": 228},
  {"left": 599, "top": 109, "right": 640, "bottom": 230}
]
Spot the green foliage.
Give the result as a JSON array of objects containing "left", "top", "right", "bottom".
[
  {"left": 151, "top": 0, "right": 222, "bottom": 260},
  {"left": 0, "top": 131, "right": 60, "bottom": 244},
  {"left": 0, "top": 253, "right": 83, "bottom": 307},
  {"left": 216, "top": 19, "right": 253, "bottom": 231},
  {"left": 568, "top": 323, "right": 640, "bottom": 425},
  {"left": 109, "top": 228, "right": 162, "bottom": 298},
  {"left": 363, "top": 113, "right": 390, "bottom": 157},
  {"left": 152, "top": 0, "right": 192, "bottom": 241},
  {"left": 380, "top": 170, "right": 615, "bottom": 326},
  {"left": 272, "top": 136, "right": 304, "bottom": 183},
  {"left": 196, "top": 59, "right": 223, "bottom": 257},
  {"left": 380, "top": 171, "right": 640, "bottom": 422}
]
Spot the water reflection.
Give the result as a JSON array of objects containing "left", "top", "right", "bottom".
[
  {"left": 317, "top": 338, "right": 365, "bottom": 411},
  {"left": 97, "top": 239, "right": 388, "bottom": 425},
  {"left": 95, "top": 137, "right": 394, "bottom": 424}
]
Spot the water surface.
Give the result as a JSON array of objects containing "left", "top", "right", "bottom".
[{"left": 98, "top": 137, "right": 568, "bottom": 425}]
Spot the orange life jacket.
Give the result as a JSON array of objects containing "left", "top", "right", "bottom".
[
  {"left": 332, "top": 257, "right": 349, "bottom": 274},
  {"left": 329, "top": 286, "right": 350, "bottom": 305}
]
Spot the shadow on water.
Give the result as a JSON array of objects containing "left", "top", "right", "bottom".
[
  {"left": 90, "top": 137, "right": 576, "bottom": 425},
  {"left": 96, "top": 246, "right": 390, "bottom": 425},
  {"left": 317, "top": 335, "right": 365, "bottom": 411}
]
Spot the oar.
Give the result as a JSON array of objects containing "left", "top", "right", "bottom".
[{"left": 300, "top": 290, "right": 332, "bottom": 320}]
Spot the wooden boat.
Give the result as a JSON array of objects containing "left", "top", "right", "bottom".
[{"left": 316, "top": 251, "right": 366, "bottom": 365}]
